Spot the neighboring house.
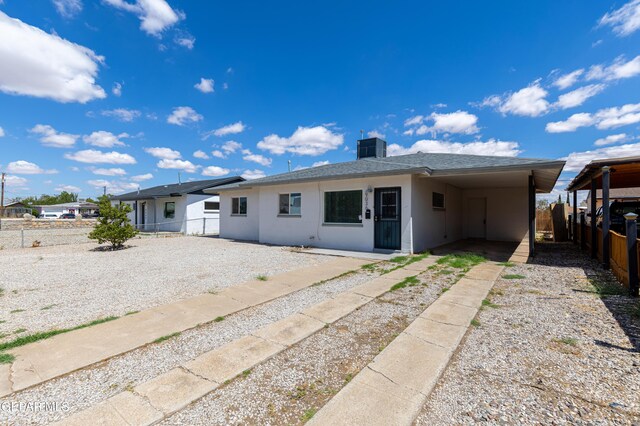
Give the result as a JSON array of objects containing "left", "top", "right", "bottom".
[
  {"left": 213, "top": 138, "right": 564, "bottom": 254},
  {"left": 33, "top": 201, "right": 99, "bottom": 218},
  {"left": 112, "top": 177, "right": 244, "bottom": 234},
  {"left": 585, "top": 188, "right": 640, "bottom": 213},
  {"left": 1, "top": 201, "right": 30, "bottom": 218}
]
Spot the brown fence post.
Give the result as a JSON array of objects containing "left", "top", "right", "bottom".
[
  {"left": 625, "top": 213, "right": 639, "bottom": 297},
  {"left": 580, "top": 211, "right": 586, "bottom": 250}
]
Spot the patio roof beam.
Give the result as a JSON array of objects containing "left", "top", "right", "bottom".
[
  {"left": 602, "top": 166, "right": 611, "bottom": 269},
  {"left": 529, "top": 174, "right": 535, "bottom": 257},
  {"left": 591, "top": 178, "right": 597, "bottom": 259}
]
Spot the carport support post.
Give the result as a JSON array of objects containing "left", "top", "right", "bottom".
[
  {"left": 572, "top": 191, "right": 578, "bottom": 244},
  {"left": 591, "top": 179, "right": 597, "bottom": 259},
  {"left": 602, "top": 166, "right": 611, "bottom": 269},
  {"left": 580, "top": 210, "right": 586, "bottom": 250},
  {"left": 528, "top": 174, "right": 535, "bottom": 257},
  {"left": 625, "top": 213, "right": 639, "bottom": 297}
]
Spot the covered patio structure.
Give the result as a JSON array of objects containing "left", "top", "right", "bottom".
[{"left": 566, "top": 155, "right": 640, "bottom": 297}]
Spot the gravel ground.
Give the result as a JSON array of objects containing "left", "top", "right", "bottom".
[
  {"left": 0, "top": 237, "right": 329, "bottom": 338},
  {"left": 161, "top": 264, "right": 457, "bottom": 425},
  {"left": 1, "top": 268, "right": 376, "bottom": 425},
  {"left": 416, "top": 243, "right": 640, "bottom": 425},
  {"left": 0, "top": 227, "right": 94, "bottom": 250}
]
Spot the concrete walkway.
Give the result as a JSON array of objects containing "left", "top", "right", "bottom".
[
  {"left": 308, "top": 261, "right": 504, "bottom": 426},
  {"left": 0, "top": 257, "right": 368, "bottom": 397},
  {"left": 53, "top": 257, "right": 436, "bottom": 425}
]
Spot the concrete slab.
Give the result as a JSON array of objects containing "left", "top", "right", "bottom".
[
  {"left": 308, "top": 367, "right": 425, "bottom": 426},
  {"left": 454, "top": 277, "right": 495, "bottom": 295},
  {"left": 368, "top": 333, "right": 451, "bottom": 395},
  {"left": 219, "top": 281, "right": 292, "bottom": 306},
  {"left": 465, "top": 264, "right": 503, "bottom": 281},
  {"left": 107, "top": 391, "right": 164, "bottom": 425},
  {"left": 401, "top": 258, "right": 437, "bottom": 273},
  {"left": 381, "top": 267, "right": 419, "bottom": 281},
  {"left": 183, "top": 335, "right": 284, "bottom": 383},
  {"left": 0, "top": 365, "right": 11, "bottom": 397},
  {"left": 403, "top": 317, "right": 467, "bottom": 350},
  {"left": 134, "top": 368, "right": 214, "bottom": 415},
  {"left": 304, "top": 248, "right": 396, "bottom": 260},
  {"left": 302, "top": 292, "right": 371, "bottom": 323},
  {"left": 437, "top": 289, "right": 484, "bottom": 309},
  {"left": 253, "top": 314, "right": 325, "bottom": 346},
  {"left": 55, "top": 401, "right": 128, "bottom": 426},
  {"left": 348, "top": 277, "right": 398, "bottom": 298},
  {"left": 420, "top": 301, "right": 478, "bottom": 327}
]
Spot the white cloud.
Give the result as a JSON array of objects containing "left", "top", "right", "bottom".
[
  {"left": 257, "top": 125, "right": 344, "bottom": 156},
  {"left": 157, "top": 159, "right": 199, "bottom": 173},
  {"left": 387, "top": 139, "right": 521, "bottom": 157},
  {"left": 167, "top": 106, "right": 202, "bottom": 126},
  {"left": 103, "top": 0, "right": 183, "bottom": 36},
  {"left": 55, "top": 184, "right": 81, "bottom": 192},
  {"left": 0, "top": 127, "right": 4, "bottom": 137},
  {"left": 497, "top": 81, "right": 550, "bottom": 117},
  {"left": 312, "top": 160, "right": 330, "bottom": 167},
  {"left": 64, "top": 149, "right": 136, "bottom": 164},
  {"left": 202, "top": 166, "right": 230, "bottom": 177},
  {"left": 4, "top": 175, "right": 28, "bottom": 189},
  {"left": 193, "top": 150, "right": 209, "bottom": 159},
  {"left": 6, "top": 160, "right": 57, "bottom": 174},
  {"left": 586, "top": 55, "right": 640, "bottom": 81},
  {"left": 421, "top": 111, "right": 479, "bottom": 135},
  {"left": 552, "top": 69, "right": 584, "bottom": 89},
  {"left": 242, "top": 169, "right": 266, "bottom": 180},
  {"left": 83, "top": 131, "right": 128, "bottom": 148},
  {"left": 131, "top": 173, "right": 153, "bottom": 181},
  {"left": 563, "top": 142, "right": 640, "bottom": 172},
  {"left": 101, "top": 108, "right": 141, "bottom": 122},
  {"left": 404, "top": 115, "right": 424, "bottom": 127},
  {"left": 367, "top": 130, "right": 385, "bottom": 139},
  {"left": 211, "top": 150, "right": 226, "bottom": 159},
  {"left": 30, "top": 124, "right": 79, "bottom": 148},
  {"left": 0, "top": 11, "right": 105, "bottom": 103},
  {"left": 112, "top": 82, "right": 122, "bottom": 96},
  {"left": 242, "top": 149, "right": 272, "bottom": 166},
  {"left": 555, "top": 84, "right": 605, "bottom": 109},
  {"left": 52, "top": 0, "right": 83, "bottom": 18},
  {"left": 87, "top": 179, "right": 138, "bottom": 194},
  {"left": 206, "top": 121, "right": 246, "bottom": 138},
  {"left": 599, "top": 0, "right": 640, "bottom": 36},
  {"left": 175, "top": 34, "right": 195, "bottom": 49},
  {"left": 194, "top": 77, "right": 214, "bottom": 93},
  {"left": 92, "top": 167, "right": 127, "bottom": 176},
  {"left": 594, "top": 133, "right": 629, "bottom": 146},
  {"left": 144, "top": 146, "right": 181, "bottom": 159},
  {"left": 546, "top": 103, "right": 640, "bottom": 133},
  {"left": 222, "top": 140, "right": 242, "bottom": 153}
]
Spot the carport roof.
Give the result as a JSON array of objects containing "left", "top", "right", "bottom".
[
  {"left": 112, "top": 176, "right": 244, "bottom": 201},
  {"left": 566, "top": 156, "right": 640, "bottom": 192},
  {"left": 212, "top": 152, "right": 564, "bottom": 193}
]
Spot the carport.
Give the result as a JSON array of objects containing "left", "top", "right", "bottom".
[{"left": 567, "top": 155, "right": 640, "bottom": 297}]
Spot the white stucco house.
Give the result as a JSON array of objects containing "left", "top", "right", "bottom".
[
  {"left": 212, "top": 138, "right": 564, "bottom": 255},
  {"left": 112, "top": 177, "right": 244, "bottom": 234}
]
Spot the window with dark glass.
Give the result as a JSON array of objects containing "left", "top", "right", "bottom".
[
  {"left": 324, "top": 190, "right": 362, "bottom": 224},
  {"left": 381, "top": 190, "right": 398, "bottom": 219},
  {"left": 433, "top": 192, "right": 445, "bottom": 209},
  {"left": 231, "top": 197, "right": 247, "bottom": 215},
  {"left": 279, "top": 193, "right": 301, "bottom": 215},
  {"left": 204, "top": 201, "right": 220, "bottom": 211},
  {"left": 164, "top": 202, "right": 175, "bottom": 219}
]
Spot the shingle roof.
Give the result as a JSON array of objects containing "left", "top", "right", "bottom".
[
  {"left": 112, "top": 176, "right": 244, "bottom": 201},
  {"left": 215, "top": 152, "right": 564, "bottom": 190}
]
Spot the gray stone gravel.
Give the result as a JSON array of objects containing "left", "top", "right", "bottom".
[
  {"left": 161, "top": 266, "right": 456, "bottom": 425},
  {"left": 416, "top": 243, "right": 640, "bottom": 425},
  {"left": 0, "top": 237, "right": 329, "bottom": 338},
  {"left": 0, "top": 267, "right": 375, "bottom": 425},
  {"left": 0, "top": 227, "right": 95, "bottom": 250}
]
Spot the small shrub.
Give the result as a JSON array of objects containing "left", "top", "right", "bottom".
[
  {"left": 361, "top": 263, "right": 377, "bottom": 271},
  {"left": 437, "top": 253, "right": 486, "bottom": 271},
  {"left": 214, "top": 316, "right": 225, "bottom": 322},
  {"left": 256, "top": 275, "right": 268, "bottom": 281},
  {"left": 242, "top": 369, "right": 251, "bottom": 377},
  {"left": 153, "top": 332, "right": 180, "bottom": 344},
  {"left": 503, "top": 274, "right": 526, "bottom": 280},
  {"left": 390, "top": 255, "right": 409, "bottom": 264},
  {"left": 498, "top": 261, "right": 516, "bottom": 267},
  {"left": 390, "top": 276, "right": 419, "bottom": 291},
  {"left": 481, "top": 299, "right": 499, "bottom": 309},
  {"left": 302, "top": 408, "right": 317, "bottom": 422},
  {"left": 554, "top": 337, "right": 578, "bottom": 346},
  {"left": 10, "top": 309, "right": 25, "bottom": 314},
  {"left": 0, "top": 353, "right": 15, "bottom": 364},
  {"left": 470, "top": 319, "right": 481, "bottom": 327},
  {"left": 14, "top": 328, "right": 27, "bottom": 334},
  {"left": 89, "top": 196, "right": 138, "bottom": 249}
]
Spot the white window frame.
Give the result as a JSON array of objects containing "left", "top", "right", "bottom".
[
  {"left": 278, "top": 192, "right": 302, "bottom": 216},
  {"left": 231, "top": 196, "right": 247, "bottom": 215},
  {"left": 203, "top": 201, "right": 220, "bottom": 212}
]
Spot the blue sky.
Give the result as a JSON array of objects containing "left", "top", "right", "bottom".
[{"left": 1, "top": 0, "right": 639, "bottom": 200}]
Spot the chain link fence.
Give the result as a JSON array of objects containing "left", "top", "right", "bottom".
[{"left": 0, "top": 217, "right": 219, "bottom": 250}]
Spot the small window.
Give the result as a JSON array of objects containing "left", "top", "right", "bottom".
[
  {"left": 279, "top": 193, "right": 302, "bottom": 215},
  {"left": 204, "top": 201, "right": 220, "bottom": 211},
  {"left": 432, "top": 192, "right": 445, "bottom": 209},
  {"left": 231, "top": 197, "right": 247, "bottom": 215},
  {"left": 324, "top": 190, "right": 362, "bottom": 224},
  {"left": 164, "top": 202, "right": 176, "bottom": 219}
]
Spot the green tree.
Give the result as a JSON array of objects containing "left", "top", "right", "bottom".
[{"left": 88, "top": 196, "right": 138, "bottom": 249}]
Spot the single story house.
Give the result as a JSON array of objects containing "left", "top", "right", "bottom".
[
  {"left": 1, "top": 201, "right": 30, "bottom": 218},
  {"left": 212, "top": 138, "right": 564, "bottom": 255},
  {"left": 111, "top": 176, "right": 244, "bottom": 234},
  {"left": 585, "top": 188, "right": 640, "bottom": 213},
  {"left": 33, "top": 201, "right": 99, "bottom": 218}
]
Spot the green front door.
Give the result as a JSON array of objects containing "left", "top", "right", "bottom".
[{"left": 374, "top": 187, "right": 401, "bottom": 250}]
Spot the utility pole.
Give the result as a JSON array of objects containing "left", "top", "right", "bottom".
[{"left": 103, "top": 186, "right": 106, "bottom": 196}]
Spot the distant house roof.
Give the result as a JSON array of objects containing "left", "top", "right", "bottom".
[
  {"left": 33, "top": 202, "right": 98, "bottom": 209},
  {"left": 112, "top": 177, "right": 245, "bottom": 201},
  {"left": 587, "top": 188, "right": 640, "bottom": 200},
  {"left": 213, "top": 152, "right": 564, "bottom": 193}
]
